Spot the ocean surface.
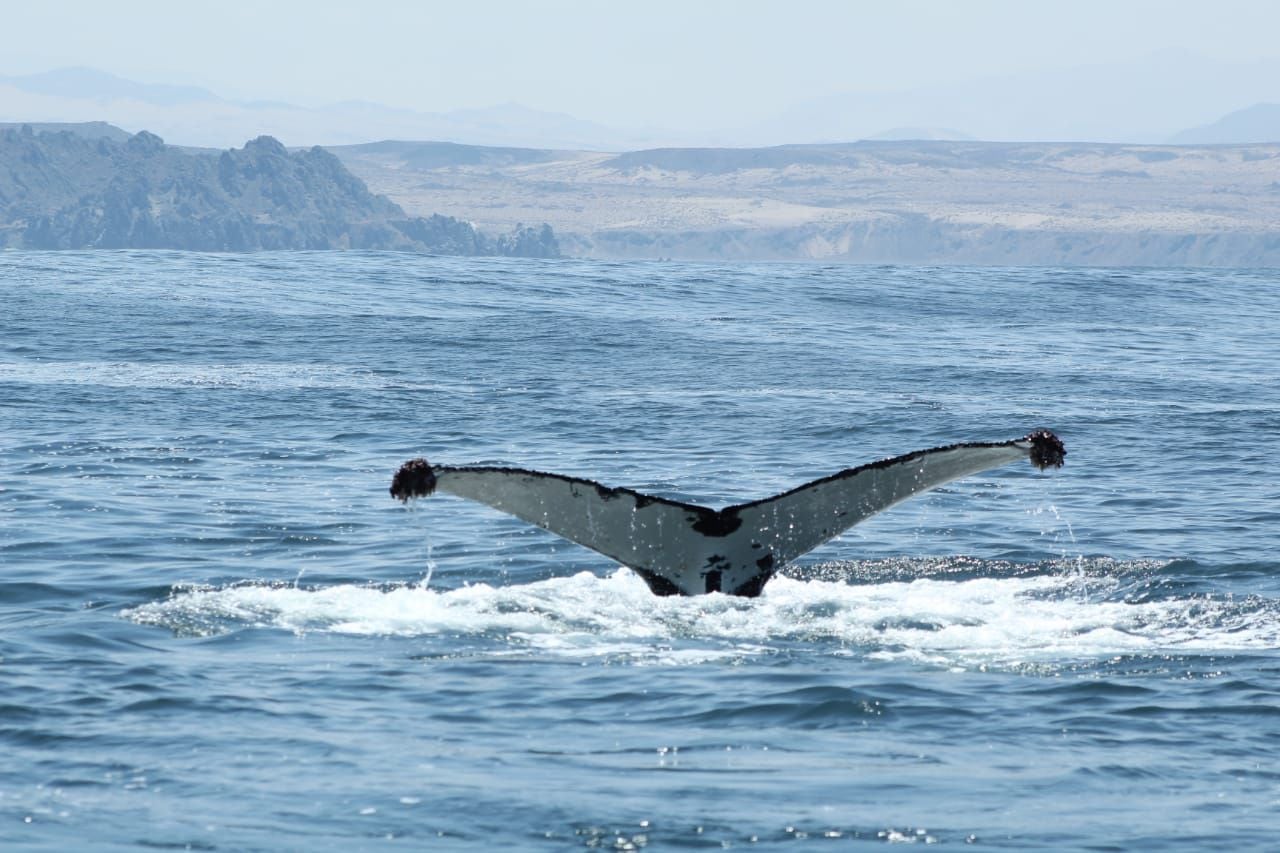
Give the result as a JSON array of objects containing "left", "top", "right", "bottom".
[{"left": 2, "top": 251, "right": 1279, "bottom": 850}]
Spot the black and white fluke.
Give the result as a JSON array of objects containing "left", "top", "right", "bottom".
[{"left": 391, "top": 431, "right": 1066, "bottom": 597}]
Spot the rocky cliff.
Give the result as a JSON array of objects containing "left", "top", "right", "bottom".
[{"left": 0, "top": 125, "right": 559, "bottom": 257}]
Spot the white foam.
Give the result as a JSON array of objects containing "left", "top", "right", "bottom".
[{"left": 122, "top": 567, "right": 1280, "bottom": 668}]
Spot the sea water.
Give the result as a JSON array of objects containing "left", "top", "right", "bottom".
[{"left": 2, "top": 251, "right": 1279, "bottom": 849}]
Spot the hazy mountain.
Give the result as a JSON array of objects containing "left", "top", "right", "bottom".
[
  {"left": 0, "top": 66, "right": 655, "bottom": 150},
  {"left": 865, "top": 127, "right": 974, "bottom": 141},
  {"left": 1170, "top": 103, "right": 1280, "bottom": 144},
  {"left": 2, "top": 66, "right": 219, "bottom": 106},
  {"left": 742, "top": 50, "right": 1280, "bottom": 145}
]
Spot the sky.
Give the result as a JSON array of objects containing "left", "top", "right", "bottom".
[{"left": 6, "top": 0, "right": 1280, "bottom": 135}]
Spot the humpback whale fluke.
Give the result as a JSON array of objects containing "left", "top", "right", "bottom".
[{"left": 391, "top": 431, "right": 1065, "bottom": 597}]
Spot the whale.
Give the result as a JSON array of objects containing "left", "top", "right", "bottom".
[{"left": 390, "top": 430, "right": 1065, "bottom": 597}]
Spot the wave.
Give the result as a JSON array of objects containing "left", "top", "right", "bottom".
[{"left": 0, "top": 359, "right": 483, "bottom": 393}]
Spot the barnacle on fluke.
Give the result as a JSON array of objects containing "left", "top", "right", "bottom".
[
  {"left": 391, "top": 458, "right": 437, "bottom": 500},
  {"left": 1027, "top": 430, "right": 1066, "bottom": 470}
]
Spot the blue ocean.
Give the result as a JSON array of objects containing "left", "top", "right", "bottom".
[{"left": 3, "top": 251, "right": 1279, "bottom": 850}]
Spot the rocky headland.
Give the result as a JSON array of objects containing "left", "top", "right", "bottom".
[{"left": 0, "top": 124, "right": 559, "bottom": 256}]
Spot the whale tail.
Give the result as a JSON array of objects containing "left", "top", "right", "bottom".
[{"left": 391, "top": 430, "right": 1065, "bottom": 597}]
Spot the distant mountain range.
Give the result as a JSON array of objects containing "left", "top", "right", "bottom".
[
  {"left": 0, "top": 67, "right": 649, "bottom": 150},
  {"left": 6, "top": 67, "right": 221, "bottom": 106},
  {"left": 0, "top": 124, "right": 558, "bottom": 255},
  {"left": 1170, "top": 103, "right": 1280, "bottom": 144},
  {"left": 6, "top": 58, "right": 1280, "bottom": 149},
  {"left": 742, "top": 50, "right": 1280, "bottom": 145},
  {"left": 863, "top": 127, "right": 974, "bottom": 142}
]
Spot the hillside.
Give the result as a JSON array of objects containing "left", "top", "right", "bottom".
[
  {"left": 0, "top": 124, "right": 559, "bottom": 256},
  {"left": 333, "top": 138, "right": 1280, "bottom": 267},
  {"left": 0, "top": 120, "right": 131, "bottom": 142}
]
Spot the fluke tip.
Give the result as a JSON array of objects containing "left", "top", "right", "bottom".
[
  {"left": 390, "top": 458, "right": 437, "bottom": 501},
  {"left": 1026, "top": 430, "right": 1066, "bottom": 470}
]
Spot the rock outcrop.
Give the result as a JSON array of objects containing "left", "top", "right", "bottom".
[{"left": 0, "top": 125, "right": 559, "bottom": 257}]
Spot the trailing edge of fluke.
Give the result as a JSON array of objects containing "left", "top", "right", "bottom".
[{"left": 390, "top": 430, "right": 1066, "bottom": 597}]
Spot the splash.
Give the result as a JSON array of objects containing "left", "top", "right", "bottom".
[{"left": 121, "top": 560, "right": 1280, "bottom": 669}]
